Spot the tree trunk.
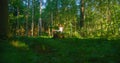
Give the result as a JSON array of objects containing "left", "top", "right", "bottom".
[
  {"left": 0, "top": 0, "right": 8, "bottom": 39},
  {"left": 16, "top": 7, "right": 20, "bottom": 36},
  {"left": 80, "top": 0, "right": 85, "bottom": 28},
  {"left": 31, "top": 0, "right": 34, "bottom": 36},
  {"left": 38, "top": 0, "right": 42, "bottom": 36},
  {"left": 106, "top": 0, "right": 112, "bottom": 36},
  {"left": 25, "top": 0, "right": 30, "bottom": 36}
]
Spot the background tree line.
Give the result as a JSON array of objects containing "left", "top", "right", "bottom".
[{"left": 1, "top": 0, "right": 120, "bottom": 38}]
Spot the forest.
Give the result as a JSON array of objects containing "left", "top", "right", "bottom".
[{"left": 0, "top": 0, "right": 120, "bottom": 63}]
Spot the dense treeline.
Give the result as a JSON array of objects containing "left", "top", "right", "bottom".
[{"left": 8, "top": 0, "right": 120, "bottom": 38}]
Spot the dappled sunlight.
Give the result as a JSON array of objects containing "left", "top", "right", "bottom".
[
  {"left": 40, "top": 36, "right": 52, "bottom": 38},
  {"left": 1, "top": 37, "right": 120, "bottom": 63},
  {"left": 10, "top": 40, "right": 29, "bottom": 50}
]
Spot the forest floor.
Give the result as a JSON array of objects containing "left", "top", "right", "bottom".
[{"left": 0, "top": 37, "right": 120, "bottom": 63}]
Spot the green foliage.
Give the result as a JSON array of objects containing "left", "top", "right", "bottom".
[
  {"left": 53, "top": 32, "right": 65, "bottom": 38},
  {"left": 8, "top": 0, "right": 120, "bottom": 38}
]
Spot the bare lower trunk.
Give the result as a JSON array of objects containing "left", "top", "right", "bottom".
[
  {"left": 17, "top": 7, "right": 20, "bottom": 36},
  {"left": 38, "top": 0, "right": 42, "bottom": 36},
  {"left": 0, "top": 0, "right": 8, "bottom": 39},
  {"left": 31, "top": 0, "right": 34, "bottom": 36},
  {"left": 25, "top": 0, "right": 30, "bottom": 36}
]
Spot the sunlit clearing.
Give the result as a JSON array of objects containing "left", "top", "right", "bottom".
[
  {"left": 40, "top": 36, "right": 52, "bottom": 38},
  {"left": 10, "top": 40, "right": 29, "bottom": 49}
]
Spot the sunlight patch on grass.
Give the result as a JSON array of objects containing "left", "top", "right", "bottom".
[
  {"left": 10, "top": 40, "right": 29, "bottom": 49},
  {"left": 40, "top": 36, "right": 52, "bottom": 38}
]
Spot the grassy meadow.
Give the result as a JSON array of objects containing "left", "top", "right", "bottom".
[{"left": 0, "top": 37, "right": 120, "bottom": 63}]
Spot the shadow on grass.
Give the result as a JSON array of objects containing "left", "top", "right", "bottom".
[{"left": 0, "top": 37, "right": 120, "bottom": 63}]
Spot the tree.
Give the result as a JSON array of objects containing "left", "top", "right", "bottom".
[
  {"left": 38, "top": 0, "right": 42, "bottom": 36},
  {"left": 80, "top": 0, "right": 85, "bottom": 28},
  {"left": 0, "top": 0, "right": 8, "bottom": 39},
  {"left": 31, "top": 0, "right": 35, "bottom": 36},
  {"left": 9, "top": 0, "right": 25, "bottom": 36},
  {"left": 25, "top": 0, "right": 30, "bottom": 36}
]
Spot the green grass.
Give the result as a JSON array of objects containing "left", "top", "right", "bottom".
[{"left": 0, "top": 37, "right": 120, "bottom": 63}]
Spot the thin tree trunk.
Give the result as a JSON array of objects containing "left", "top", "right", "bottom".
[
  {"left": 26, "top": 14, "right": 28, "bottom": 36},
  {"left": 80, "top": 0, "right": 85, "bottom": 28},
  {"left": 38, "top": 0, "right": 42, "bottom": 36},
  {"left": 0, "top": 0, "right": 8, "bottom": 39},
  {"left": 16, "top": 7, "right": 20, "bottom": 36},
  {"left": 25, "top": 0, "right": 30, "bottom": 36},
  {"left": 48, "top": 0, "right": 53, "bottom": 36},
  {"left": 51, "top": 13, "right": 53, "bottom": 36},
  {"left": 106, "top": 0, "right": 111, "bottom": 37},
  {"left": 31, "top": 0, "right": 34, "bottom": 36}
]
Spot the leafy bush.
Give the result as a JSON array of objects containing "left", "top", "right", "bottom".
[{"left": 53, "top": 31, "right": 64, "bottom": 38}]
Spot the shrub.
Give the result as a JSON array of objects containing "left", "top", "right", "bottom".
[{"left": 53, "top": 31, "right": 64, "bottom": 38}]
